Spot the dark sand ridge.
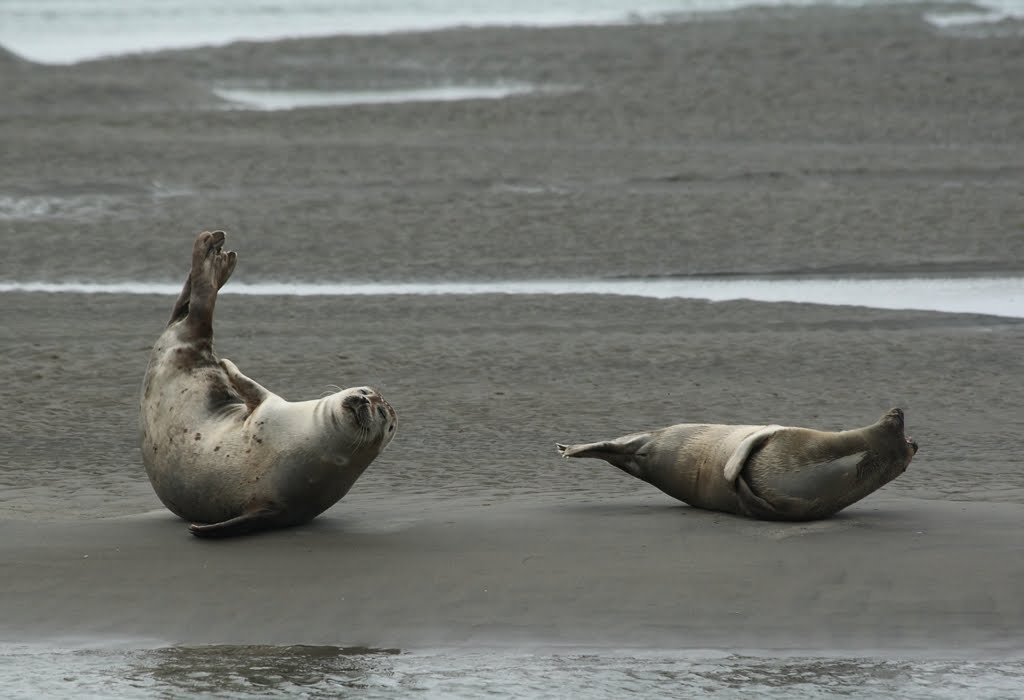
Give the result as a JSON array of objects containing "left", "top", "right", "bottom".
[{"left": 0, "top": 3, "right": 1022, "bottom": 653}]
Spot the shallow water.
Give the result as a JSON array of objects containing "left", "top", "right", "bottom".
[
  {"left": 2, "top": 644, "right": 1021, "bottom": 699},
  {"left": 213, "top": 83, "right": 543, "bottom": 111},
  {"left": 1, "top": 276, "right": 1021, "bottom": 318},
  {"left": 3, "top": 0, "right": 1022, "bottom": 64},
  {"left": 0, "top": 0, "right": 717, "bottom": 64}
]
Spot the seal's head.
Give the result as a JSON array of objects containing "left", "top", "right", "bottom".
[
  {"left": 878, "top": 407, "right": 918, "bottom": 472},
  {"left": 335, "top": 386, "right": 398, "bottom": 452}
]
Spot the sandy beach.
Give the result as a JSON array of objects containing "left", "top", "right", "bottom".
[{"left": 1, "top": 1, "right": 1023, "bottom": 673}]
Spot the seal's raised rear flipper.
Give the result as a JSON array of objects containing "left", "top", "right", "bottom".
[
  {"left": 169, "top": 231, "right": 237, "bottom": 328},
  {"left": 168, "top": 276, "right": 193, "bottom": 325},
  {"left": 183, "top": 230, "right": 237, "bottom": 342},
  {"left": 188, "top": 504, "right": 285, "bottom": 538},
  {"left": 557, "top": 432, "right": 652, "bottom": 479}
]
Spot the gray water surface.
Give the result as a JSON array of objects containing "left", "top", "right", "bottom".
[
  {"left": 213, "top": 84, "right": 544, "bottom": 110},
  {"left": 1, "top": 276, "right": 1021, "bottom": 318}
]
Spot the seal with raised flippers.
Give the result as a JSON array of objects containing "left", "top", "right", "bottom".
[
  {"left": 557, "top": 409, "right": 917, "bottom": 520},
  {"left": 140, "top": 231, "right": 397, "bottom": 537}
]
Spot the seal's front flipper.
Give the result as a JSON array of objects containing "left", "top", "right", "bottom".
[
  {"left": 556, "top": 433, "right": 652, "bottom": 478},
  {"left": 722, "top": 425, "right": 783, "bottom": 483},
  {"left": 734, "top": 475, "right": 813, "bottom": 521},
  {"left": 188, "top": 505, "right": 284, "bottom": 538},
  {"left": 220, "top": 358, "right": 271, "bottom": 414}
]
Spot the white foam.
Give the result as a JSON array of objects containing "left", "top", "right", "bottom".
[{"left": 1, "top": 277, "right": 1021, "bottom": 318}]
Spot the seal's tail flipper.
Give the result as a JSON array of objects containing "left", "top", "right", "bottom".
[
  {"left": 556, "top": 433, "right": 651, "bottom": 478},
  {"left": 188, "top": 505, "right": 284, "bottom": 539},
  {"left": 168, "top": 231, "right": 236, "bottom": 327},
  {"left": 182, "top": 230, "right": 236, "bottom": 341}
]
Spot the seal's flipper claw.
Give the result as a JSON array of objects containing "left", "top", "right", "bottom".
[
  {"left": 188, "top": 506, "right": 284, "bottom": 538},
  {"left": 216, "top": 250, "right": 238, "bottom": 290}
]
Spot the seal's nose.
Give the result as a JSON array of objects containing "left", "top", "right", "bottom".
[
  {"left": 342, "top": 393, "right": 370, "bottom": 411},
  {"left": 910, "top": 439, "right": 919, "bottom": 454}
]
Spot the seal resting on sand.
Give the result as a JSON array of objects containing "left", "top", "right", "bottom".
[
  {"left": 557, "top": 409, "right": 917, "bottom": 520},
  {"left": 139, "top": 230, "right": 397, "bottom": 537}
]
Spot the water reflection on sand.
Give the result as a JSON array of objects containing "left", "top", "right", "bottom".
[{"left": 3, "top": 645, "right": 1022, "bottom": 699}]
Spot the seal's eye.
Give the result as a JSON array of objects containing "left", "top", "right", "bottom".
[{"left": 359, "top": 388, "right": 371, "bottom": 396}]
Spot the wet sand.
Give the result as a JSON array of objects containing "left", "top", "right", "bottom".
[
  {"left": 3, "top": 292, "right": 1022, "bottom": 653},
  {"left": 3, "top": 5, "right": 1023, "bottom": 282},
  {"left": 1, "top": 4, "right": 1023, "bottom": 655},
  {"left": 3, "top": 498, "right": 1023, "bottom": 653}
]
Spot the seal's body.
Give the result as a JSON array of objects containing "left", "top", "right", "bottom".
[
  {"left": 557, "top": 409, "right": 917, "bottom": 520},
  {"left": 140, "top": 231, "right": 396, "bottom": 537}
]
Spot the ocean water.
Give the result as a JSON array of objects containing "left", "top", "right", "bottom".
[
  {"left": 1, "top": 0, "right": 1022, "bottom": 64},
  {"left": 2, "top": 644, "right": 1022, "bottom": 699},
  {"left": 1, "top": 276, "right": 1021, "bottom": 318}
]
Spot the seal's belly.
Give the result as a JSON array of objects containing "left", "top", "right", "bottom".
[
  {"left": 140, "top": 353, "right": 259, "bottom": 522},
  {"left": 141, "top": 409, "right": 257, "bottom": 522},
  {"left": 749, "top": 452, "right": 863, "bottom": 500},
  {"left": 646, "top": 424, "right": 764, "bottom": 514},
  {"left": 744, "top": 444, "right": 869, "bottom": 519}
]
